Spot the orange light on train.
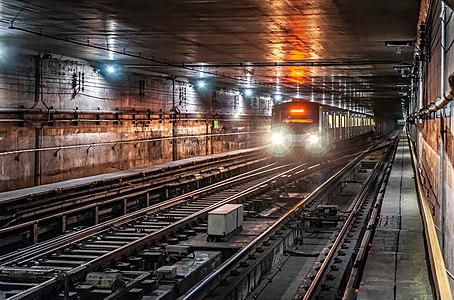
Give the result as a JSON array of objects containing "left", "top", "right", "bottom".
[{"left": 290, "top": 109, "right": 305, "bottom": 113}]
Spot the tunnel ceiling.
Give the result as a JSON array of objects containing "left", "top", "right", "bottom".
[{"left": 0, "top": 0, "right": 420, "bottom": 118}]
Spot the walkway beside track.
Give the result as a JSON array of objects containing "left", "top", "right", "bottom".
[{"left": 358, "top": 132, "right": 433, "bottom": 299}]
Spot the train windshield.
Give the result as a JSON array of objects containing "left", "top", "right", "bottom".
[
  {"left": 272, "top": 103, "right": 318, "bottom": 134},
  {"left": 281, "top": 122, "right": 314, "bottom": 134}
]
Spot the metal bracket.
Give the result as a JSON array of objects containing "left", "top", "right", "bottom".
[
  {"left": 53, "top": 148, "right": 61, "bottom": 157},
  {"left": 14, "top": 152, "right": 22, "bottom": 161}
]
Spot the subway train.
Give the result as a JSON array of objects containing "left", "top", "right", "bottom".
[{"left": 267, "top": 100, "right": 375, "bottom": 156}]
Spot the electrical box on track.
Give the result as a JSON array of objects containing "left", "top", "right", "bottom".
[
  {"left": 156, "top": 265, "right": 178, "bottom": 279},
  {"left": 208, "top": 204, "right": 243, "bottom": 238},
  {"left": 165, "top": 245, "right": 192, "bottom": 258},
  {"left": 85, "top": 272, "right": 124, "bottom": 289}
]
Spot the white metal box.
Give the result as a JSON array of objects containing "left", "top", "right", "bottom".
[
  {"left": 86, "top": 272, "right": 123, "bottom": 288},
  {"left": 207, "top": 204, "right": 243, "bottom": 237}
]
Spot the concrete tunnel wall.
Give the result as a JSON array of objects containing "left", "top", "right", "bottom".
[
  {"left": 0, "top": 51, "right": 272, "bottom": 192},
  {"left": 0, "top": 51, "right": 399, "bottom": 194},
  {"left": 414, "top": 1, "right": 454, "bottom": 290}
]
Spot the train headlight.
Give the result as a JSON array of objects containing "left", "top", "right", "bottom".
[
  {"left": 271, "top": 133, "right": 285, "bottom": 145},
  {"left": 308, "top": 134, "right": 320, "bottom": 144},
  {"left": 267, "top": 125, "right": 293, "bottom": 156}
]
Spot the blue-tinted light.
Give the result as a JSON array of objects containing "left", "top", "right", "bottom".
[
  {"left": 245, "top": 89, "right": 252, "bottom": 96},
  {"left": 197, "top": 80, "right": 206, "bottom": 88},
  {"left": 106, "top": 65, "right": 116, "bottom": 73},
  {"left": 275, "top": 94, "right": 283, "bottom": 101}
]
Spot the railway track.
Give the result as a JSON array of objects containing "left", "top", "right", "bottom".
[
  {"left": 182, "top": 134, "right": 399, "bottom": 300},
  {"left": 0, "top": 149, "right": 267, "bottom": 254},
  {"left": 0, "top": 150, "right": 264, "bottom": 227},
  {"left": 0, "top": 159, "right": 302, "bottom": 299},
  {"left": 0, "top": 136, "right": 395, "bottom": 299},
  {"left": 298, "top": 144, "right": 396, "bottom": 300},
  {"left": 0, "top": 162, "right": 286, "bottom": 267},
  {"left": 0, "top": 145, "right": 362, "bottom": 300}
]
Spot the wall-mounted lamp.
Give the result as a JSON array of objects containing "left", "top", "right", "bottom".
[{"left": 384, "top": 41, "right": 414, "bottom": 47}]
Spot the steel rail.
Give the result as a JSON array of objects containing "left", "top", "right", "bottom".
[
  {"left": 0, "top": 148, "right": 262, "bottom": 206},
  {"left": 4, "top": 142, "right": 386, "bottom": 299},
  {"left": 0, "top": 156, "right": 266, "bottom": 237},
  {"left": 0, "top": 162, "right": 285, "bottom": 267},
  {"left": 408, "top": 134, "right": 453, "bottom": 300},
  {"left": 5, "top": 161, "right": 305, "bottom": 299},
  {"left": 182, "top": 149, "right": 371, "bottom": 300},
  {"left": 8, "top": 278, "right": 57, "bottom": 300},
  {"left": 302, "top": 143, "right": 393, "bottom": 300},
  {"left": 182, "top": 138, "right": 396, "bottom": 300},
  {"left": 341, "top": 134, "right": 399, "bottom": 299}
]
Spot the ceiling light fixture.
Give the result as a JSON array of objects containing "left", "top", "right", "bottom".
[
  {"left": 197, "top": 80, "right": 206, "bottom": 89},
  {"left": 384, "top": 41, "right": 414, "bottom": 47},
  {"left": 106, "top": 65, "right": 116, "bottom": 73}
]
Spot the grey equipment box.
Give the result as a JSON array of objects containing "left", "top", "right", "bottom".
[{"left": 207, "top": 204, "right": 243, "bottom": 237}]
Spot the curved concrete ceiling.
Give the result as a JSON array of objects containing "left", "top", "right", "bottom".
[{"left": 0, "top": 0, "right": 420, "bottom": 118}]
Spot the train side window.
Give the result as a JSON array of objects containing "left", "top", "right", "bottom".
[{"left": 324, "top": 111, "right": 329, "bottom": 129}]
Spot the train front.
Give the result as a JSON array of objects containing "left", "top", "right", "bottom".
[{"left": 267, "top": 101, "right": 327, "bottom": 157}]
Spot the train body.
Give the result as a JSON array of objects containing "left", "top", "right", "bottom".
[{"left": 267, "top": 100, "right": 375, "bottom": 156}]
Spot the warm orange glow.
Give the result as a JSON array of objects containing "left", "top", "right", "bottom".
[
  {"left": 264, "top": 0, "right": 323, "bottom": 88},
  {"left": 290, "top": 109, "right": 305, "bottom": 113},
  {"left": 286, "top": 119, "right": 313, "bottom": 123},
  {"left": 287, "top": 65, "right": 307, "bottom": 84}
]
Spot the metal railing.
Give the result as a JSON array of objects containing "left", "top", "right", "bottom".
[{"left": 0, "top": 131, "right": 268, "bottom": 157}]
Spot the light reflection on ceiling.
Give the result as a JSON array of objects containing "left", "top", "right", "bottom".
[{"left": 0, "top": 0, "right": 420, "bottom": 118}]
